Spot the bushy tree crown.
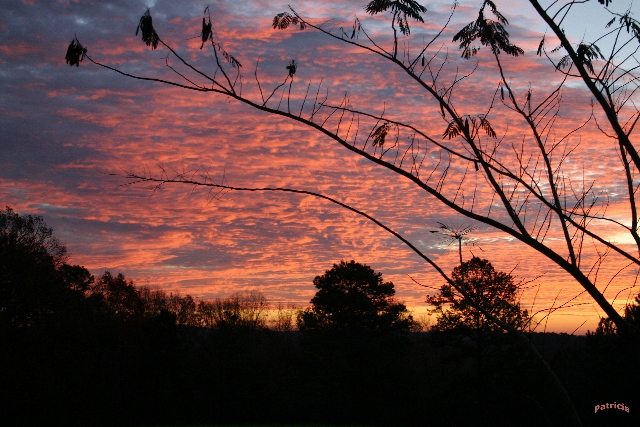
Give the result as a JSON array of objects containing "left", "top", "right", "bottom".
[
  {"left": 298, "top": 260, "right": 416, "bottom": 332},
  {"left": 427, "top": 257, "right": 530, "bottom": 333}
]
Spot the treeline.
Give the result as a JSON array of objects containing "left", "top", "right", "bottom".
[
  {"left": 1, "top": 207, "right": 639, "bottom": 427},
  {"left": 0, "top": 206, "right": 296, "bottom": 331},
  {"left": 68, "top": 270, "right": 296, "bottom": 330}
]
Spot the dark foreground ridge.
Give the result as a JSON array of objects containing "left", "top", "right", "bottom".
[{"left": 2, "top": 324, "right": 639, "bottom": 427}]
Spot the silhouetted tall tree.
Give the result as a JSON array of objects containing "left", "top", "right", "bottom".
[
  {"left": 0, "top": 207, "right": 91, "bottom": 328},
  {"left": 298, "top": 260, "right": 416, "bottom": 332},
  {"left": 427, "top": 257, "right": 531, "bottom": 381},
  {"left": 89, "top": 271, "right": 145, "bottom": 321},
  {"left": 427, "top": 257, "right": 530, "bottom": 334}
]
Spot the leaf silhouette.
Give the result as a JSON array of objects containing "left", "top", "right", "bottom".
[
  {"left": 453, "top": 0, "right": 523, "bottom": 59},
  {"left": 550, "top": 44, "right": 563, "bottom": 53},
  {"left": 577, "top": 43, "right": 604, "bottom": 74},
  {"left": 273, "top": 12, "right": 306, "bottom": 30},
  {"left": 443, "top": 115, "right": 496, "bottom": 139},
  {"left": 364, "top": 0, "right": 427, "bottom": 36},
  {"left": 222, "top": 49, "right": 242, "bottom": 68},
  {"left": 558, "top": 43, "right": 604, "bottom": 74},
  {"left": 372, "top": 122, "right": 391, "bottom": 146},
  {"left": 443, "top": 120, "right": 462, "bottom": 139},
  {"left": 557, "top": 54, "right": 572, "bottom": 70},
  {"left": 479, "top": 117, "right": 496, "bottom": 138},
  {"left": 136, "top": 9, "right": 159, "bottom": 50},
  {"left": 618, "top": 13, "right": 640, "bottom": 43}
]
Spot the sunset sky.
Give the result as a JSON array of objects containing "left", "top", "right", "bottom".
[{"left": 2, "top": 0, "right": 640, "bottom": 333}]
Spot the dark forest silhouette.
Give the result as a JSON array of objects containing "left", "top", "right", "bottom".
[{"left": 1, "top": 206, "right": 638, "bottom": 426}]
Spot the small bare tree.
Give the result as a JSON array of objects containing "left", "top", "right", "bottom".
[
  {"left": 269, "top": 302, "right": 300, "bottom": 332},
  {"left": 198, "top": 290, "right": 269, "bottom": 329}
]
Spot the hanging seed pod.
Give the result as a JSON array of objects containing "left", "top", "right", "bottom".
[
  {"left": 136, "top": 9, "right": 159, "bottom": 49},
  {"left": 65, "top": 37, "right": 87, "bottom": 67},
  {"left": 286, "top": 60, "right": 297, "bottom": 77},
  {"left": 200, "top": 16, "right": 212, "bottom": 49}
]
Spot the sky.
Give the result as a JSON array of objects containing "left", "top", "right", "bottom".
[{"left": 2, "top": 0, "right": 640, "bottom": 333}]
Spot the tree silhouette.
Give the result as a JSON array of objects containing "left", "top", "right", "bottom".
[
  {"left": 590, "top": 289, "right": 640, "bottom": 339},
  {"left": 198, "top": 290, "right": 269, "bottom": 330},
  {"left": 298, "top": 260, "right": 416, "bottom": 332},
  {"left": 427, "top": 257, "right": 530, "bottom": 334},
  {"left": 0, "top": 207, "right": 88, "bottom": 327},
  {"left": 89, "top": 271, "right": 145, "bottom": 321},
  {"left": 58, "top": 263, "right": 94, "bottom": 295}
]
